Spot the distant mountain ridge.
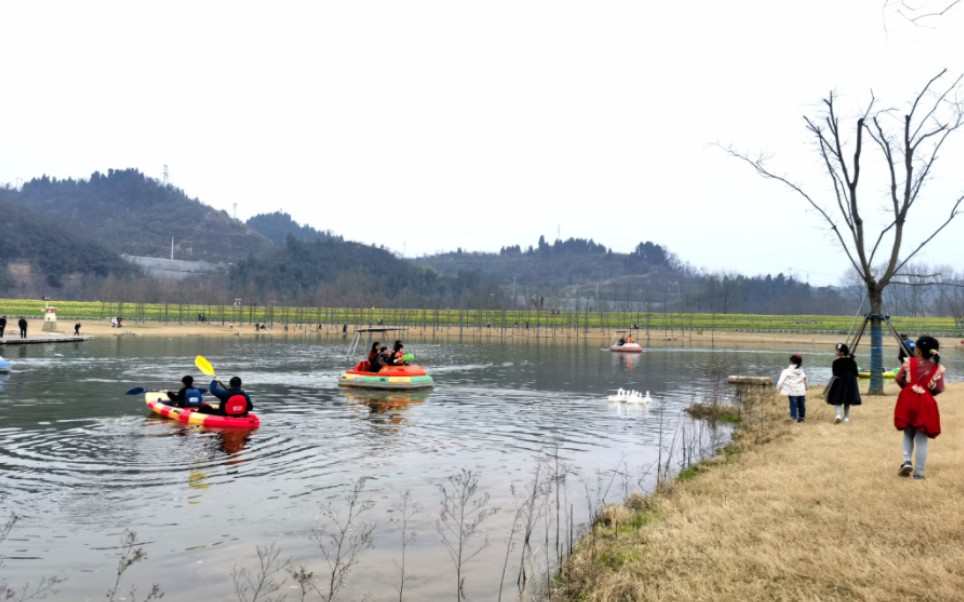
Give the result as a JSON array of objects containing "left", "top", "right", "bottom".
[
  {"left": 0, "top": 168, "right": 855, "bottom": 315},
  {"left": 8, "top": 168, "right": 272, "bottom": 263}
]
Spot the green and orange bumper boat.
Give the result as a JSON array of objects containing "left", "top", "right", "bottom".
[{"left": 338, "top": 361, "right": 435, "bottom": 391}]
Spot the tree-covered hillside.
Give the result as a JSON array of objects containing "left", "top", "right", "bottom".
[
  {"left": 0, "top": 195, "right": 139, "bottom": 294},
  {"left": 9, "top": 169, "right": 271, "bottom": 263},
  {"left": 414, "top": 236, "right": 677, "bottom": 287},
  {"left": 246, "top": 211, "right": 340, "bottom": 245},
  {"left": 229, "top": 236, "right": 508, "bottom": 308}
]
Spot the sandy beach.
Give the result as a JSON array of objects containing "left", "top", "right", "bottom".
[{"left": 51, "top": 317, "right": 891, "bottom": 349}]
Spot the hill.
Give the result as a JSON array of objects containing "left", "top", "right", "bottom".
[
  {"left": 228, "top": 236, "right": 508, "bottom": 308},
  {"left": 0, "top": 194, "right": 140, "bottom": 296},
  {"left": 414, "top": 237, "right": 676, "bottom": 288},
  {"left": 0, "top": 168, "right": 859, "bottom": 315},
  {"left": 8, "top": 169, "right": 271, "bottom": 264},
  {"left": 246, "top": 211, "right": 340, "bottom": 245}
]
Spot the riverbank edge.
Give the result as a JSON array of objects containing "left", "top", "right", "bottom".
[
  {"left": 550, "top": 382, "right": 964, "bottom": 601},
  {"left": 31, "top": 318, "right": 947, "bottom": 350}
]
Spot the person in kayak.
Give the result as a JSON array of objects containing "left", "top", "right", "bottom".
[
  {"left": 166, "top": 375, "right": 204, "bottom": 409},
  {"left": 200, "top": 376, "right": 253, "bottom": 417}
]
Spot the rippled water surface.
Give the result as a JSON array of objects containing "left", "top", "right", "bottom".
[{"left": 2, "top": 334, "right": 961, "bottom": 600}]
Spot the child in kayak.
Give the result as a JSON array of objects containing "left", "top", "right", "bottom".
[{"left": 166, "top": 375, "right": 204, "bottom": 409}]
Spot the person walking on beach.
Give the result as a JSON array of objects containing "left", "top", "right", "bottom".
[
  {"left": 18, "top": 316, "right": 27, "bottom": 339},
  {"left": 894, "top": 335, "right": 945, "bottom": 480},
  {"left": 826, "top": 343, "right": 860, "bottom": 423},
  {"left": 777, "top": 354, "right": 808, "bottom": 423},
  {"left": 0, "top": 315, "right": 6, "bottom": 338}
]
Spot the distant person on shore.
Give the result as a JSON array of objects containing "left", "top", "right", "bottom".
[
  {"left": 894, "top": 335, "right": 945, "bottom": 480},
  {"left": 0, "top": 315, "right": 6, "bottom": 337},
  {"left": 200, "top": 376, "right": 253, "bottom": 417},
  {"left": 825, "top": 343, "right": 860, "bottom": 424},
  {"left": 18, "top": 316, "right": 27, "bottom": 338},
  {"left": 166, "top": 375, "right": 204, "bottom": 409},
  {"left": 111, "top": 317, "right": 118, "bottom": 328},
  {"left": 777, "top": 354, "right": 808, "bottom": 423},
  {"left": 897, "top": 333, "right": 916, "bottom": 364},
  {"left": 74, "top": 323, "right": 81, "bottom": 336}
]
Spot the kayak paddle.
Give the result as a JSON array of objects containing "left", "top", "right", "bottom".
[
  {"left": 195, "top": 355, "right": 217, "bottom": 379},
  {"left": 126, "top": 386, "right": 207, "bottom": 395},
  {"left": 195, "top": 355, "right": 225, "bottom": 389}
]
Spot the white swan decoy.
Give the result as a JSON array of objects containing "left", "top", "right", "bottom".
[{"left": 607, "top": 388, "right": 651, "bottom": 403}]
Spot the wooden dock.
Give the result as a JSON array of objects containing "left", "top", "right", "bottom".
[{"left": 0, "top": 335, "right": 92, "bottom": 345}]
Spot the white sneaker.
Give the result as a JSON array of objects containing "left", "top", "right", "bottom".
[
  {"left": 844, "top": 417, "right": 850, "bottom": 423},
  {"left": 834, "top": 416, "right": 842, "bottom": 424}
]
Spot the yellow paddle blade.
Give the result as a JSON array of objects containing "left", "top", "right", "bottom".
[{"left": 194, "top": 355, "right": 216, "bottom": 378}]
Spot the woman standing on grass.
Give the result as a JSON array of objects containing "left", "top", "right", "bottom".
[
  {"left": 894, "top": 335, "right": 945, "bottom": 480},
  {"left": 826, "top": 343, "right": 860, "bottom": 423}
]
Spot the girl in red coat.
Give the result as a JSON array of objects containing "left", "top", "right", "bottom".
[{"left": 894, "top": 335, "right": 945, "bottom": 480}]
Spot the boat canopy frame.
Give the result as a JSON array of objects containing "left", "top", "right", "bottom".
[{"left": 345, "top": 327, "right": 408, "bottom": 361}]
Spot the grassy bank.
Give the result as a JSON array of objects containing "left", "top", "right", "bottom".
[{"left": 552, "top": 383, "right": 964, "bottom": 601}]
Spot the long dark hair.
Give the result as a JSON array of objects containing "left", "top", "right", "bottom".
[
  {"left": 835, "top": 343, "right": 852, "bottom": 357},
  {"left": 915, "top": 336, "right": 941, "bottom": 365}
]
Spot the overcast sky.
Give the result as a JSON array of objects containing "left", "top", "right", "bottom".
[{"left": 2, "top": 1, "right": 963, "bottom": 287}]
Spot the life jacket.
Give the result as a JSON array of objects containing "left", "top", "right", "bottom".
[
  {"left": 223, "top": 394, "right": 248, "bottom": 416},
  {"left": 184, "top": 388, "right": 204, "bottom": 408}
]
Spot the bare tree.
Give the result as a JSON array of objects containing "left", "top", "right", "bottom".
[
  {"left": 886, "top": 0, "right": 962, "bottom": 22},
  {"left": 726, "top": 70, "right": 964, "bottom": 393}
]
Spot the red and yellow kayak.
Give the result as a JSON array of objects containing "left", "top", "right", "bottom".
[
  {"left": 144, "top": 392, "right": 260, "bottom": 428},
  {"left": 338, "top": 361, "right": 435, "bottom": 390}
]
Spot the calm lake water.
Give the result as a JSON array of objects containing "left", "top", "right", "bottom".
[{"left": 2, "top": 334, "right": 962, "bottom": 601}]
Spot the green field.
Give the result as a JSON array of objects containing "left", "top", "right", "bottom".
[{"left": 3, "top": 298, "right": 961, "bottom": 336}]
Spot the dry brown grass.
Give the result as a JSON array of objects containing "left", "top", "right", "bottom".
[{"left": 554, "top": 382, "right": 964, "bottom": 602}]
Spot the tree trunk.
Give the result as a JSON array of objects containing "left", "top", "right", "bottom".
[{"left": 868, "top": 288, "right": 885, "bottom": 395}]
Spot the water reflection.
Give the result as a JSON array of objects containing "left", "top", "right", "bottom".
[{"left": 342, "top": 389, "right": 430, "bottom": 430}]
